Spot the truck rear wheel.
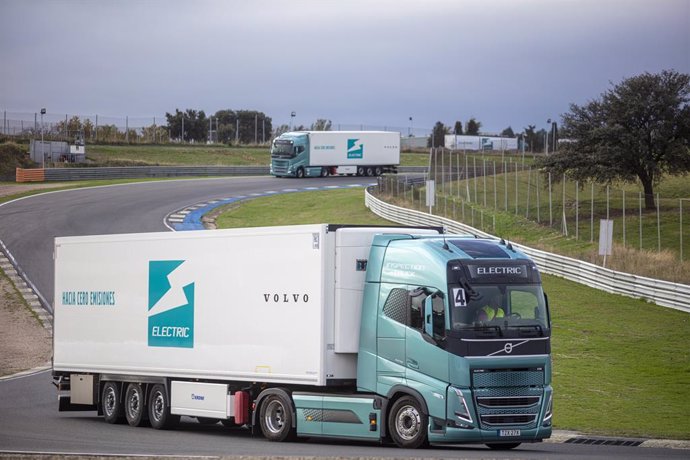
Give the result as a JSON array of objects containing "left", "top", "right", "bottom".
[
  {"left": 148, "top": 384, "right": 179, "bottom": 430},
  {"left": 102, "top": 382, "right": 124, "bottom": 424},
  {"left": 259, "top": 393, "right": 296, "bottom": 442},
  {"left": 124, "top": 383, "right": 147, "bottom": 427},
  {"left": 388, "top": 395, "right": 429, "bottom": 448}
]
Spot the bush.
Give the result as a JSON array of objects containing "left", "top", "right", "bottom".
[{"left": 0, "top": 142, "right": 34, "bottom": 181}]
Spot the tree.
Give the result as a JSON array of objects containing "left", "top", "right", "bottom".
[
  {"left": 428, "top": 121, "right": 449, "bottom": 148},
  {"left": 165, "top": 109, "right": 208, "bottom": 142},
  {"left": 501, "top": 126, "right": 515, "bottom": 137},
  {"left": 523, "top": 125, "right": 545, "bottom": 153},
  {"left": 453, "top": 121, "right": 463, "bottom": 135},
  {"left": 538, "top": 70, "right": 690, "bottom": 210},
  {"left": 466, "top": 118, "right": 481, "bottom": 135},
  {"left": 311, "top": 119, "right": 332, "bottom": 131}
]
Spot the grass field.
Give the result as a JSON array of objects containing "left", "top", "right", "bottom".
[
  {"left": 214, "top": 187, "right": 690, "bottom": 440},
  {"left": 378, "top": 170, "right": 690, "bottom": 283}
]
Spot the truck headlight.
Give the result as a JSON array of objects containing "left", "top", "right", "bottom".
[
  {"left": 452, "top": 387, "right": 473, "bottom": 424},
  {"left": 543, "top": 392, "right": 553, "bottom": 426}
]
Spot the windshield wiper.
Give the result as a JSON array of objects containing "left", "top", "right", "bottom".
[
  {"left": 506, "top": 324, "right": 544, "bottom": 337},
  {"left": 457, "top": 325, "right": 503, "bottom": 337}
]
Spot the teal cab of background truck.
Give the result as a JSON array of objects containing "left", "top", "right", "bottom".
[
  {"left": 53, "top": 224, "right": 551, "bottom": 450},
  {"left": 270, "top": 131, "right": 400, "bottom": 178}
]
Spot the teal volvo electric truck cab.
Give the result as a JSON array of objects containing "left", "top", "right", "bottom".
[{"left": 347, "top": 234, "right": 552, "bottom": 449}]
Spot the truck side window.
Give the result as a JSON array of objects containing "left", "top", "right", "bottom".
[
  {"left": 382, "top": 288, "right": 409, "bottom": 325},
  {"left": 409, "top": 288, "right": 427, "bottom": 329},
  {"left": 431, "top": 294, "right": 446, "bottom": 343}
]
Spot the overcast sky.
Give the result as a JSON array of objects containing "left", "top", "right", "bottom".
[{"left": 1, "top": 0, "right": 688, "bottom": 134}]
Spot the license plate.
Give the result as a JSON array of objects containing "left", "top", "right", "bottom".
[{"left": 499, "top": 429, "right": 521, "bottom": 437}]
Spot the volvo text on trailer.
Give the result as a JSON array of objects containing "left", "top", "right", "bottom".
[
  {"left": 53, "top": 224, "right": 552, "bottom": 450},
  {"left": 270, "top": 131, "right": 400, "bottom": 178}
]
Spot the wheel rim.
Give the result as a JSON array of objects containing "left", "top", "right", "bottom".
[
  {"left": 151, "top": 391, "right": 164, "bottom": 422},
  {"left": 127, "top": 387, "right": 141, "bottom": 418},
  {"left": 395, "top": 405, "right": 421, "bottom": 441},
  {"left": 104, "top": 386, "right": 116, "bottom": 416},
  {"left": 264, "top": 399, "right": 286, "bottom": 435}
]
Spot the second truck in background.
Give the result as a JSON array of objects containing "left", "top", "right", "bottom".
[{"left": 270, "top": 131, "right": 400, "bottom": 178}]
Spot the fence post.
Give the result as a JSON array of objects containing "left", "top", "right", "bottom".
[
  {"left": 575, "top": 181, "right": 579, "bottom": 240},
  {"left": 548, "top": 173, "right": 553, "bottom": 227},
  {"left": 622, "top": 190, "right": 626, "bottom": 247},
  {"left": 657, "top": 193, "right": 661, "bottom": 253},
  {"left": 591, "top": 183, "right": 595, "bottom": 243},
  {"left": 639, "top": 192, "right": 643, "bottom": 250}
]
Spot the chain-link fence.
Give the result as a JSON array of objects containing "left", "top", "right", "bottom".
[
  {"left": 375, "top": 148, "right": 690, "bottom": 268},
  {"left": 1, "top": 110, "right": 434, "bottom": 144}
]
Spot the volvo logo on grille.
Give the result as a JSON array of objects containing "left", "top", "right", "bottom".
[{"left": 488, "top": 339, "right": 530, "bottom": 356}]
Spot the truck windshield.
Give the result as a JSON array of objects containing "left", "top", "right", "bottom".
[
  {"left": 451, "top": 284, "right": 549, "bottom": 333},
  {"left": 272, "top": 140, "right": 294, "bottom": 158}
]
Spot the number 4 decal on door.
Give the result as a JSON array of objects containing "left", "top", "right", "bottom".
[{"left": 453, "top": 288, "right": 467, "bottom": 307}]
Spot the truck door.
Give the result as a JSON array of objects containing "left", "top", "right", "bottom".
[{"left": 405, "top": 289, "right": 449, "bottom": 386}]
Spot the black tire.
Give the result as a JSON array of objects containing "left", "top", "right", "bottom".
[
  {"left": 102, "top": 381, "right": 124, "bottom": 424},
  {"left": 124, "top": 383, "right": 147, "bottom": 427},
  {"left": 148, "top": 384, "right": 179, "bottom": 430},
  {"left": 366, "top": 166, "right": 374, "bottom": 176},
  {"left": 296, "top": 167, "right": 305, "bottom": 178},
  {"left": 375, "top": 166, "right": 383, "bottom": 176},
  {"left": 486, "top": 442, "right": 521, "bottom": 450},
  {"left": 357, "top": 166, "right": 365, "bottom": 176},
  {"left": 388, "top": 395, "right": 429, "bottom": 449},
  {"left": 320, "top": 167, "right": 329, "bottom": 177},
  {"left": 259, "top": 393, "right": 296, "bottom": 442}
]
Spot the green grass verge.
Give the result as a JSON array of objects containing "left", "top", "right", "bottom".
[
  {"left": 85, "top": 144, "right": 270, "bottom": 166},
  {"left": 214, "top": 187, "right": 690, "bottom": 440}
]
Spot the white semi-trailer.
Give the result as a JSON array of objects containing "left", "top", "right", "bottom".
[
  {"left": 53, "top": 224, "right": 553, "bottom": 449},
  {"left": 270, "top": 131, "right": 400, "bottom": 178}
]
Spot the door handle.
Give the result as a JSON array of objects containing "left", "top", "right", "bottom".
[{"left": 407, "top": 358, "right": 419, "bottom": 369}]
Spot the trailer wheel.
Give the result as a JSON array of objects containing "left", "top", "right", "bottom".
[
  {"left": 148, "top": 384, "right": 179, "bottom": 430},
  {"left": 259, "top": 394, "right": 296, "bottom": 442},
  {"left": 124, "top": 383, "right": 147, "bottom": 427},
  {"left": 388, "top": 395, "right": 429, "bottom": 448},
  {"left": 486, "top": 442, "right": 521, "bottom": 450},
  {"left": 357, "top": 166, "right": 365, "bottom": 176},
  {"left": 375, "top": 166, "right": 383, "bottom": 176},
  {"left": 296, "top": 167, "right": 305, "bottom": 178},
  {"left": 366, "top": 166, "right": 374, "bottom": 176},
  {"left": 102, "top": 382, "right": 124, "bottom": 424}
]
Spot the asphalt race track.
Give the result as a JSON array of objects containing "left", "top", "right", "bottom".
[{"left": 0, "top": 176, "right": 687, "bottom": 458}]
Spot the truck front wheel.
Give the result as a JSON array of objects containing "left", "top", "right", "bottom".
[
  {"left": 259, "top": 394, "right": 296, "bottom": 442},
  {"left": 148, "top": 384, "right": 179, "bottom": 430},
  {"left": 296, "top": 167, "right": 305, "bottom": 178},
  {"left": 124, "top": 383, "right": 147, "bottom": 427},
  {"left": 102, "top": 382, "right": 124, "bottom": 424},
  {"left": 388, "top": 395, "right": 429, "bottom": 448}
]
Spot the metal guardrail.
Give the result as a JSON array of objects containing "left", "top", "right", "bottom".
[
  {"left": 18, "top": 165, "right": 424, "bottom": 182},
  {"left": 40, "top": 166, "right": 269, "bottom": 181},
  {"left": 365, "top": 187, "right": 690, "bottom": 313}
]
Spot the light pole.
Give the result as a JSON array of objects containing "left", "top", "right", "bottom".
[
  {"left": 545, "top": 118, "right": 551, "bottom": 155},
  {"left": 40, "top": 108, "right": 46, "bottom": 168},
  {"left": 408, "top": 116, "right": 413, "bottom": 137},
  {"left": 290, "top": 111, "right": 296, "bottom": 131}
]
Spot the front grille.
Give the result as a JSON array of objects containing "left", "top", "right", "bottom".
[
  {"left": 481, "top": 414, "right": 537, "bottom": 426},
  {"left": 477, "top": 396, "right": 540, "bottom": 408},
  {"left": 272, "top": 160, "right": 289, "bottom": 174},
  {"left": 472, "top": 368, "right": 545, "bottom": 430}
]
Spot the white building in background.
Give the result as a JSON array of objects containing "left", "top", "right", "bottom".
[{"left": 445, "top": 134, "right": 519, "bottom": 151}]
